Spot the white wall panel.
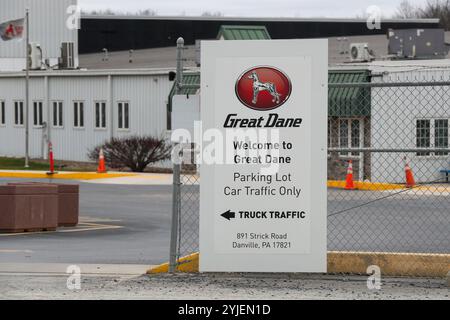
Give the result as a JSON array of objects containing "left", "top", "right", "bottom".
[
  {"left": 112, "top": 75, "right": 170, "bottom": 139},
  {"left": 48, "top": 76, "right": 109, "bottom": 161}
]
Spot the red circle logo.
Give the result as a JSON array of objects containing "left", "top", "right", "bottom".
[{"left": 235, "top": 66, "right": 292, "bottom": 111}]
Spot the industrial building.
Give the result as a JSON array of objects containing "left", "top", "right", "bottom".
[
  {"left": 0, "top": 0, "right": 449, "bottom": 183},
  {"left": 0, "top": 0, "right": 181, "bottom": 162},
  {"left": 0, "top": 68, "right": 173, "bottom": 161}
]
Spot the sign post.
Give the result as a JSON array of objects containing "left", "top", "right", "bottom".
[{"left": 200, "top": 40, "right": 328, "bottom": 272}]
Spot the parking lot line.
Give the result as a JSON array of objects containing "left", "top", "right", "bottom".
[{"left": 0, "top": 222, "right": 123, "bottom": 237}]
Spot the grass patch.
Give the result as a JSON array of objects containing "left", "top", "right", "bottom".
[
  {"left": 0, "top": 157, "right": 100, "bottom": 172},
  {"left": 0, "top": 157, "right": 50, "bottom": 171}
]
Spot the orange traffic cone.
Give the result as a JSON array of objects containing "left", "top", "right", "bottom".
[
  {"left": 97, "top": 148, "right": 107, "bottom": 173},
  {"left": 404, "top": 157, "right": 415, "bottom": 188},
  {"left": 345, "top": 160, "right": 355, "bottom": 190}
]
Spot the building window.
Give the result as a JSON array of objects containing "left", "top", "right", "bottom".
[
  {"left": 53, "top": 101, "right": 63, "bottom": 127},
  {"left": 118, "top": 102, "right": 129, "bottom": 129},
  {"left": 33, "top": 101, "right": 44, "bottom": 127},
  {"left": 95, "top": 102, "right": 106, "bottom": 129},
  {"left": 434, "top": 119, "right": 448, "bottom": 156},
  {"left": 0, "top": 101, "right": 5, "bottom": 125},
  {"left": 73, "top": 101, "right": 84, "bottom": 128},
  {"left": 416, "top": 119, "right": 431, "bottom": 156},
  {"left": 339, "top": 118, "right": 362, "bottom": 157},
  {"left": 416, "top": 119, "right": 449, "bottom": 156},
  {"left": 14, "top": 101, "right": 24, "bottom": 126}
]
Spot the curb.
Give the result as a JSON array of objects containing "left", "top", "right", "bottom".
[
  {"left": 327, "top": 180, "right": 405, "bottom": 191},
  {"left": 327, "top": 251, "right": 449, "bottom": 277},
  {"left": 0, "top": 171, "right": 137, "bottom": 180},
  {"left": 148, "top": 251, "right": 450, "bottom": 278},
  {"left": 147, "top": 253, "right": 199, "bottom": 274}
]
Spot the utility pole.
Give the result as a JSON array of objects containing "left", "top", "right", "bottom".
[{"left": 24, "top": 8, "right": 30, "bottom": 168}]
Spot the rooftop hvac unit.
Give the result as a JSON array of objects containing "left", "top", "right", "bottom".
[
  {"left": 387, "top": 28, "right": 449, "bottom": 59},
  {"left": 60, "top": 42, "right": 75, "bottom": 69},
  {"left": 349, "top": 43, "right": 373, "bottom": 62},
  {"left": 28, "top": 42, "right": 42, "bottom": 70}
]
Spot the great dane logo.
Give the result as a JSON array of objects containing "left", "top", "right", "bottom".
[
  {"left": 248, "top": 71, "right": 281, "bottom": 104},
  {"left": 235, "top": 66, "right": 291, "bottom": 111}
]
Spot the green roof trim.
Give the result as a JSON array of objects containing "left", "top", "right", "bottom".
[
  {"left": 328, "top": 70, "right": 371, "bottom": 117},
  {"left": 217, "top": 25, "right": 271, "bottom": 40}
]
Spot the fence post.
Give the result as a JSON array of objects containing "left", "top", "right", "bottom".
[
  {"left": 168, "top": 37, "right": 185, "bottom": 273},
  {"left": 169, "top": 162, "right": 181, "bottom": 273}
]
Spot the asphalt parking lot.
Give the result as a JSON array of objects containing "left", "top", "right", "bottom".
[
  {"left": 0, "top": 178, "right": 173, "bottom": 265},
  {"left": 0, "top": 177, "right": 448, "bottom": 265}
]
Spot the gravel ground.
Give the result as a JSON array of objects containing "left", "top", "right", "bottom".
[{"left": 1, "top": 273, "right": 448, "bottom": 300}]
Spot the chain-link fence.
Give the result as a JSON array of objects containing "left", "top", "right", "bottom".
[
  {"left": 170, "top": 79, "right": 450, "bottom": 276},
  {"left": 169, "top": 149, "right": 200, "bottom": 272}
]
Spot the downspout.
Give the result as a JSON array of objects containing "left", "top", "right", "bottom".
[{"left": 44, "top": 75, "right": 50, "bottom": 159}]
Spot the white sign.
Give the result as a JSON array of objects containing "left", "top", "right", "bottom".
[{"left": 200, "top": 39, "right": 328, "bottom": 272}]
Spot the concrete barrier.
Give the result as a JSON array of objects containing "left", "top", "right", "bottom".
[
  {"left": 0, "top": 185, "right": 58, "bottom": 233},
  {"left": 53, "top": 184, "right": 79, "bottom": 227},
  {"left": 8, "top": 182, "right": 79, "bottom": 227}
]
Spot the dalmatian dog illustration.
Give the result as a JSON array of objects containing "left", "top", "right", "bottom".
[{"left": 248, "top": 71, "right": 281, "bottom": 104}]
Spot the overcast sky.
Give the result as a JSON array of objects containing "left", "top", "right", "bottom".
[{"left": 79, "top": 0, "right": 428, "bottom": 18}]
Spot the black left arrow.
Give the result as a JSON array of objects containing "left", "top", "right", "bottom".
[{"left": 221, "top": 210, "right": 236, "bottom": 221}]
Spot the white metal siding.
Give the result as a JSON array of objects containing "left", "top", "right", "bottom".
[
  {"left": 0, "top": 77, "right": 46, "bottom": 158},
  {"left": 49, "top": 76, "right": 109, "bottom": 161},
  {"left": 0, "top": 0, "right": 78, "bottom": 63},
  {"left": 0, "top": 73, "right": 171, "bottom": 162},
  {"left": 112, "top": 76, "right": 169, "bottom": 138},
  {"left": 371, "top": 69, "right": 450, "bottom": 183}
]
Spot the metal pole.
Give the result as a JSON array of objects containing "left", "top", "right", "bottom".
[
  {"left": 169, "top": 162, "right": 181, "bottom": 273},
  {"left": 168, "top": 37, "right": 185, "bottom": 273},
  {"left": 24, "top": 8, "right": 30, "bottom": 168},
  {"left": 175, "top": 37, "right": 184, "bottom": 94}
]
